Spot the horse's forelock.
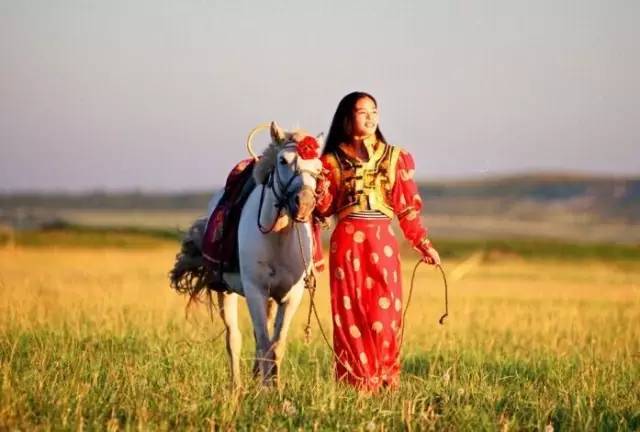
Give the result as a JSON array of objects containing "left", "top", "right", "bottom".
[
  {"left": 253, "top": 129, "right": 317, "bottom": 184},
  {"left": 290, "top": 129, "right": 312, "bottom": 143}
]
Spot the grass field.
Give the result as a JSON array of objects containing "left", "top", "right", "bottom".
[{"left": 1, "top": 237, "right": 639, "bottom": 430}]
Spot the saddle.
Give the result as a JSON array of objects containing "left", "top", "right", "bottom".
[{"left": 202, "top": 158, "right": 256, "bottom": 292}]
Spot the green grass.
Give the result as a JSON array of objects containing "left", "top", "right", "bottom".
[
  {"left": 2, "top": 225, "right": 639, "bottom": 265},
  {"left": 433, "top": 238, "right": 640, "bottom": 262},
  {"left": 2, "top": 324, "right": 639, "bottom": 430},
  {"left": 1, "top": 246, "right": 639, "bottom": 430},
  {"left": 0, "top": 224, "right": 180, "bottom": 249},
  {"left": 2, "top": 319, "right": 638, "bottom": 430}
]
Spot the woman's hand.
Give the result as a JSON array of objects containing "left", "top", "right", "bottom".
[
  {"left": 416, "top": 238, "right": 441, "bottom": 266},
  {"left": 422, "top": 246, "right": 441, "bottom": 266}
]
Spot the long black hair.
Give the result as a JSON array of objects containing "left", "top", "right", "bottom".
[{"left": 323, "top": 91, "right": 387, "bottom": 155}]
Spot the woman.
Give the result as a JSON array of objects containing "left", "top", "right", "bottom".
[{"left": 315, "top": 91, "right": 441, "bottom": 391}]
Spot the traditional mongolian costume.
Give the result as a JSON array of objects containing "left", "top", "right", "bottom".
[{"left": 315, "top": 136, "right": 431, "bottom": 391}]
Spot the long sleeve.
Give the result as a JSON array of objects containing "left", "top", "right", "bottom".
[
  {"left": 390, "top": 149, "right": 428, "bottom": 247},
  {"left": 314, "top": 155, "right": 338, "bottom": 217},
  {"left": 312, "top": 155, "right": 338, "bottom": 272}
]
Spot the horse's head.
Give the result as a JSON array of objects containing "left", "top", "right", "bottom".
[
  {"left": 253, "top": 121, "right": 323, "bottom": 226},
  {"left": 270, "top": 122, "right": 323, "bottom": 223}
]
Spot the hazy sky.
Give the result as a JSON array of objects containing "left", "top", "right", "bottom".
[{"left": 1, "top": 0, "right": 638, "bottom": 192}]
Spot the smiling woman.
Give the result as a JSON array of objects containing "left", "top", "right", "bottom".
[{"left": 314, "top": 91, "right": 441, "bottom": 392}]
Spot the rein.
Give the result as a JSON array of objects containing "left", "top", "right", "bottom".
[
  {"left": 398, "top": 261, "right": 448, "bottom": 350},
  {"left": 257, "top": 168, "right": 298, "bottom": 234}
]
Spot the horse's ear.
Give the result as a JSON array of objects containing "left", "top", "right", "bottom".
[
  {"left": 270, "top": 121, "right": 285, "bottom": 144},
  {"left": 316, "top": 132, "right": 325, "bottom": 150}
]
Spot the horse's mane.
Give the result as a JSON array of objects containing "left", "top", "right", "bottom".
[
  {"left": 253, "top": 129, "right": 311, "bottom": 185},
  {"left": 253, "top": 142, "right": 279, "bottom": 185}
]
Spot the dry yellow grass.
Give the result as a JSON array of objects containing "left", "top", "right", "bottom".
[{"left": 1, "top": 246, "right": 639, "bottom": 430}]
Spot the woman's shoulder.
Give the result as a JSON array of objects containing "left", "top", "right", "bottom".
[
  {"left": 384, "top": 144, "right": 415, "bottom": 162},
  {"left": 383, "top": 142, "right": 410, "bottom": 155},
  {"left": 380, "top": 143, "right": 415, "bottom": 165}
]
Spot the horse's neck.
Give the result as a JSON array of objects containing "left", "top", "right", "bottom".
[{"left": 257, "top": 180, "right": 281, "bottom": 229}]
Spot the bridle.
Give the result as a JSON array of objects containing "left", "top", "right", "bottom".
[{"left": 257, "top": 143, "right": 320, "bottom": 234}]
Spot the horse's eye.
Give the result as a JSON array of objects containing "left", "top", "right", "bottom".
[{"left": 279, "top": 157, "right": 287, "bottom": 165}]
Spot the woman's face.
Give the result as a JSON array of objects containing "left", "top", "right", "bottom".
[{"left": 351, "top": 97, "right": 378, "bottom": 138}]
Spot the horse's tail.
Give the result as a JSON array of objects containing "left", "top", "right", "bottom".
[{"left": 169, "top": 217, "right": 212, "bottom": 302}]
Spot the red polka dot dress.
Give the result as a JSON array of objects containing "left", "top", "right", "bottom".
[{"left": 315, "top": 143, "right": 429, "bottom": 391}]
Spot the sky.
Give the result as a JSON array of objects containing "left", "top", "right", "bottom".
[{"left": 0, "top": 0, "right": 638, "bottom": 192}]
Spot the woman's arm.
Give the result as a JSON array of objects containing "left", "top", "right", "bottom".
[{"left": 391, "top": 149, "right": 441, "bottom": 265}]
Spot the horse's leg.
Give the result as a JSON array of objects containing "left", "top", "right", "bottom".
[
  {"left": 245, "top": 288, "right": 274, "bottom": 385},
  {"left": 253, "top": 299, "right": 276, "bottom": 377},
  {"left": 270, "top": 283, "right": 305, "bottom": 385},
  {"left": 266, "top": 298, "right": 277, "bottom": 336},
  {"left": 217, "top": 292, "right": 242, "bottom": 389}
]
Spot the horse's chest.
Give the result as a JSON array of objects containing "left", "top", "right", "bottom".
[{"left": 254, "top": 260, "right": 304, "bottom": 300}]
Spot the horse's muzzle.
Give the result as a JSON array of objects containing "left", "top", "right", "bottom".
[{"left": 294, "top": 187, "right": 316, "bottom": 223}]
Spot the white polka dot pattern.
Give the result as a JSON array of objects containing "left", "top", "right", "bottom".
[
  {"left": 328, "top": 208, "right": 420, "bottom": 387},
  {"left": 343, "top": 296, "right": 352, "bottom": 310},
  {"left": 400, "top": 168, "right": 415, "bottom": 181},
  {"left": 353, "top": 258, "right": 361, "bottom": 272},
  {"left": 378, "top": 297, "right": 390, "bottom": 309},
  {"left": 365, "top": 277, "right": 374, "bottom": 289},
  {"left": 349, "top": 325, "right": 361, "bottom": 338}
]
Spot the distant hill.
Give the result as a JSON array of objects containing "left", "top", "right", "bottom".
[
  {"left": 2, "top": 173, "right": 638, "bottom": 220},
  {"left": 1, "top": 173, "right": 639, "bottom": 243},
  {"left": 419, "top": 173, "right": 640, "bottom": 223},
  {"left": 0, "top": 190, "right": 214, "bottom": 211}
]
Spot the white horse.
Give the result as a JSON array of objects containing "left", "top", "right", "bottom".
[{"left": 170, "top": 122, "right": 322, "bottom": 387}]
